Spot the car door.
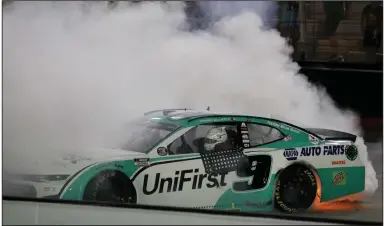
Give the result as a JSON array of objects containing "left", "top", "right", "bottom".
[
  {"left": 233, "top": 121, "right": 285, "bottom": 192},
  {"left": 133, "top": 123, "right": 242, "bottom": 208},
  {"left": 207, "top": 121, "right": 286, "bottom": 212}
]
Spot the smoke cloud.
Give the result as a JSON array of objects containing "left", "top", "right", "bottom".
[{"left": 4, "top": 1, "right": 375, "bottom": 193}]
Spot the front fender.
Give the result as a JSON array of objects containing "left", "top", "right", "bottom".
[{"left": 60, "top": 159, "right": 140, "bottom": 200}]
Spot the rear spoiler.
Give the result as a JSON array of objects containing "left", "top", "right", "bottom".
[{"left": 304, "top": 128, "right": 357, "bottom": 142}]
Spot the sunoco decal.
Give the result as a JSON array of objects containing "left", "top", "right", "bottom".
[
  {"left": 332, "top": 171, "right": 346, "bottom": 185},
  {"left": 309, "top": 134, "right": 319, "bottom": 144},
  {"left": 143, "top": 168, "right": 227, "bottom": 195}
]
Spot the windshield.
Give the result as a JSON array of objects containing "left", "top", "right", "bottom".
[{"left": 120, "top": 120, "right": 178, "bottom": 153}]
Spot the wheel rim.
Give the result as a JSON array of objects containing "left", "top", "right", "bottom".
[{"left": 280, "top": 171, "right": 315, "bottom": 210}]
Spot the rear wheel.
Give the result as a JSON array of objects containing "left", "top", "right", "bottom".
[
  {"left": 274, "top": 165, "right": 317, "bottom": 212},
  {"left": 83, "top": 170, "right": 137, "bottom": 204}
]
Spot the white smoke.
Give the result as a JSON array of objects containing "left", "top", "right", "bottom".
[
  {"left": 3, "top": 1, "right": 376, "bottom": 194},
  {"left": 355, "top": 137, "right": 379, "bottom": 195}
]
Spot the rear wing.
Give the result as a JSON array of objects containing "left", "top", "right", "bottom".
[{"left": 304, "top": 128, "right": 357, "bottom": 142}]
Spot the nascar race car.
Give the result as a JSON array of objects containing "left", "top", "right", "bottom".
[{"left": 5, "top": 109, "right": 364, "bottom": 212}]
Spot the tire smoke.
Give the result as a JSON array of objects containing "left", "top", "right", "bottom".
[{"left": 3, "top": 2, "right": 377, "bottom": 194}]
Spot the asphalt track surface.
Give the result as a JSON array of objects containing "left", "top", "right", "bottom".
[{"left": 293, "top": 141, "right": 383, "bottom": 222}]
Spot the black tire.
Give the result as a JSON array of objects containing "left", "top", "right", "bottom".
[
  {"left": 274, "top": 165, "right": 317, "bottom": 212},
  {"left": 83, "top": 170, "right": 137, "bottom": 204}
]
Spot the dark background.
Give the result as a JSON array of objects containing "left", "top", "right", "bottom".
[{"left": 298, "top": 61, "right": 382, "bottom": 141}]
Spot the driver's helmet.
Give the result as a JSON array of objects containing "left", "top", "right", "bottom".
[{"left": 204, "top": 126, "right": 228, "bottom": 151}]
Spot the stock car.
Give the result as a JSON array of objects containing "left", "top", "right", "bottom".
[{"left": 5, "top": 109, "right": 365, "bottom": 212}]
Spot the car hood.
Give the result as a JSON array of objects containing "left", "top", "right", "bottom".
[{"left": 4, "top": 147, "right": 146, "bottom": 176}]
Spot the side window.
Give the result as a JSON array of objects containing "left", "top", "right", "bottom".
[
  {"left": 247, "top": 123, "right": 284, "bottom": 147},
  {"left": 168, "top": 124, "right": 240, "bottom": 155}
]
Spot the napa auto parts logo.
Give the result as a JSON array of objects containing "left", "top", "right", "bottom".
[
  {"left": 283, "top": 148, "right": 298, "bottom": 160},
  {"left": 332, "top": 171, "right": 346, "bottom": 185}
]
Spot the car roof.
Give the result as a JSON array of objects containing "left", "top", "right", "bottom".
[{"left": 143, "top": 109, "right": 271, "bottom": 127}]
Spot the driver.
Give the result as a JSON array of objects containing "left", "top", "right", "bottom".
[{"left": 204, "top": 126, "right": 238, "bottom": 152}]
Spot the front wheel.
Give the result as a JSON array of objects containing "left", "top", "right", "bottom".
[
  {"left": 274, "top": 165, "right": 317, "bottom": 212},
  {"left": 83, "top": 170, "right": 137, "bottom": 204}
]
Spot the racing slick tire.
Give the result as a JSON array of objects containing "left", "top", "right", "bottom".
[
  {"left": 83, "top": 170, "right": 137, "bottom": 204},
  {"left": 274, "top": 164, "right": 317, "bottom": 212}
]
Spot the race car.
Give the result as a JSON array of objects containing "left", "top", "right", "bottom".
[{"left": 4, "top": 109, "right": 365, "bottom": 212}]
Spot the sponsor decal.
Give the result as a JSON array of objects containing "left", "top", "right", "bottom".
[
  {"left": 346, "top": 145, "right": 358, "bottom": 161},
  {"left": 282, "top": 125, "right": 300, "bottom": 134},
  {"left": 157, "top": 147, "right": 168, "bottom": 156},
  {"left": 300, "top": 145, "right": 346, "bottom": 157},
  {"left": 199, "top": 117, "right": 232, "bottom": 123},
  {"left": 226, "top": 203, "right": 241, "bottom": 211},
  {"left": 332, "top": 171, "right": 346, "bottom": 185},
  {"left": 323, "top": 145, "right": 345, "bottom": 155},
  {"left": 267, "top": 121, "right": 300, "bottom": 134},
  {"left": 143, "top": 168, "right": 227, "bottom": 195},
  {"left": 134, "top": 158, "right": 150, "bottom": 166},
  {"left": 283, "top": 148, "right": 299, "bottom": 160},
  {"left": 240, "top": 122, "right": 249, "bottom": 148},
  {"left": 308, "top": 134, "right": 319, "bottom": 144},
  {"left": 300, "top": 147, "right": 322, "bottom": 156},
  {"left": 244, "top": 200, "right": 272, "bottom": 208},
  {"left": 304, "top": 169, "right": 316, "bottom": 187},
  {"left": 267, "top": 121, "right": 280, "bottom": 128},
  {"left": 240, "top": 122, "right": 248, "bottom": 132},
  {"left": 332, "top": 160, "right": 345, "bottom": 165},
  {"left": 285, "top": 145, "right": 348, "bottom": 160}
]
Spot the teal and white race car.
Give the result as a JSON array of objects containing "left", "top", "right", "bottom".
[{"left": 5, "top": 109, "right": 365, "bottom": 212}]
